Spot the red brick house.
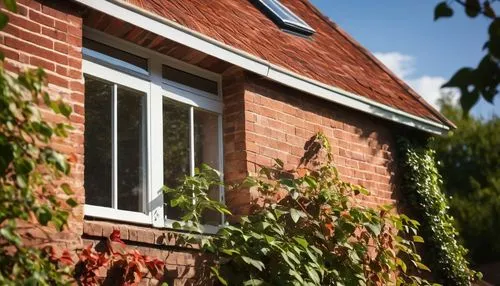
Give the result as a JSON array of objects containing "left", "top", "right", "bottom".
[{"left": 0, "top": 0, "right": 454, "bottom": 284}]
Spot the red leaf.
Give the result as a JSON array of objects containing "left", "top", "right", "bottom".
[
  {"left": 60, "top": 250, "right": 74, "bottom": 265},
  {"left": 110, "top": 229, "right": 125, "bottom": 244}
]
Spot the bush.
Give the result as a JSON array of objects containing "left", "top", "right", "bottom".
[{"left": 168, "top": 133, "right": 434, "bottom": 285}]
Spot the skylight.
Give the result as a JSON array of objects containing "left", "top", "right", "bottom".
[{"left": 255, "top": 0, "right": 315, "bottom": 36}]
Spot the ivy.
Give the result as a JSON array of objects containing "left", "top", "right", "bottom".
[{"left": 398, "top": 138, "right": 481, "bottom": 285}]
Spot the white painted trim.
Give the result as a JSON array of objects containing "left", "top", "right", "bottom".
[
  {"left": 85, "top": 204, "right": 151, "bottom": 225},
  {"left": 161, "top": 83, "right": 223, "bottom": 114},
  {"left": 111, "top": 83, "right": 118, "bottom": 209},
  {"left": 83, "top": 60, "right": 150, "bottom": 91},
  {"left": 74, "top": 0, "right": 450, "bottom": 134},
  {"left": 149, "top": 61, "right": 165, "bottom": 228},
  {"left": 84, "top": 28, "right": 222, "bottom": 90}
]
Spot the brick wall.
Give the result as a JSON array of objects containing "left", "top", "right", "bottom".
[
  {"left": 225, "top": 72, "right": 402, "bottom": 215},
  {"left": 0, "top": 0, "right": 84, "bottom": 249}
]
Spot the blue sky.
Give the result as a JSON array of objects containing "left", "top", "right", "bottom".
[{"left": 310, "top": 0, "right": 500, "bottom": 118}]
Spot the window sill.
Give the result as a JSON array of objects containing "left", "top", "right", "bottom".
[{"left": 83, "top": 219, "right": 201, "bottom": 249}]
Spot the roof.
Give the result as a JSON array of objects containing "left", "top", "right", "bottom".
[{"left": 92, "top": 0, "right": 454, "bottom": 130}]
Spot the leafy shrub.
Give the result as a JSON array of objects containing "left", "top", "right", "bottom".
[
  {"left": 0, "top": 64, "right": 75, "bottom": 283},
  {"left": 168, "top": 133, "right": 434, "bottom": 285}
]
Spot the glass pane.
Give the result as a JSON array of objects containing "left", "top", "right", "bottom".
[
  {"left": 117, "top": 86, "right": 146, "bottom": 212},
  {"left": 84, "top": 76, "right": 113, "bottom": 207},
  {"left": 83, "top": 38, "right": 149, "bottom": 75},
  {"left": 194, "top": 109, "right": 219, "bottom": 170},
  {"left": 163, "top": 98, "right": 190, "bottom": 220},
  {"left": 162, "top": 65, "right": 218, "bottom": 95},
  {"left": 194, "top": 109, "right": 221, "bottom": 225}
]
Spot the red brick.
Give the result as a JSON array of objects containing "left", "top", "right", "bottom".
[
  {"left": 30, "top": 55, "right": 55, "bottom": 71},
  {"left": 54, "top": 41, "right": 69, "bottom": 54},
  {"left": 55, "top": 20, "right": 68, "bottom": 32},
  {"left": 4, "top": 36, "right": 66, "bottom": 65},
  {"left": 42, "top": 5, "right": 68, "bottom": 21},
  {"left": 17, "top": 0, "right": 41, "bottom": 11},
  {"left": 42, "top": 26, "right": 67, "bottom": 42},
  {"left": 29, "top": 10, "right": 54, "bottom": 27},
  {"left": 7, "top": 13, "right": 40, "bottom": 32}
]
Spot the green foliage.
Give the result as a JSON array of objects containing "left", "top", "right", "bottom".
[
  {"left": 0, "top": 64, "right": 75, "bottom": 284},
  {"left": 398, "top": 138, "right": 480, "bottom": 285},
  {"left": 0, "top": 7, "right": 78, "bottom": 280},
  {"left": 168, "top": 133, "right": 435, "bottom": 285},
  {"left": 433, "top": 98, "right": 500, "bottom": 264},
  {"left": 434, "top": 1, "right": 500, "bottom": 114},
  {"left": 164, "top": 164, "right": 230, "bottom": 233}
]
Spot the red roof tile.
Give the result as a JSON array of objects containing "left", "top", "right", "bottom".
[{"left": 123, "top": 0, "right": 451, "bottom": 126}]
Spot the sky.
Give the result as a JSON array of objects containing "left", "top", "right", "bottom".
[{"left": 310, "top": 0, "right": 500, "bottom": 119}]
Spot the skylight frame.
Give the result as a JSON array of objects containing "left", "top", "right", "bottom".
[{"left": 256, "top": 0, "right": 316, "bottom": 36}]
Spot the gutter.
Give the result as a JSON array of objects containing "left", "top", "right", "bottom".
[{"left": 73, "top": 0, "right": 451, "bottom": 135}]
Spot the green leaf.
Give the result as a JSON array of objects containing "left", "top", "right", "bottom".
[
  {"left": 290, "top": 208, "right": 305, "bottom": 223},
  {"left": 3, "top": 0, "right": 17, "bottom": 12},
  {"left": 365, "top": 223, "right": 381, "bottom": 236},
  {"left": 66, "top": 198, "right": 78, "bottom": 207},
  {"left": 241, "top": 256, "right": 265, "bottom": 271},
  {"left": 210, "top": 267, "right": 228, "bottom": 286},
  {"left": 60, "top": 183, "right": 73, "bottom": 195},
  {"left": 280, "top": 178, "right": 296, "bottom": 191},
  {"left": 14, "top": 158, "right": 34, "bottom": 175},
  {"left": 0, "top": 227, "right": 21, "bottom": 245},
  {"left": 37, "top": 207, "right": 52, "bottom": 226},
  {"left": 305, "top": 266, "right": 320, "bottom": 285},
  {"left": 413, "top": 235, "right": 424, "bottom": 243},
  {"left": 442, "top": 67, "right": 474, "bottom": 89},
  {"left": 243, "top": 279, "right": 264, "bottom": 286},
  {"left": 0, "top": 13, "right": 8, "bottom": 30},
  {"left": 58, "top": 101, "right": 72, "bottom": 118},
  {"left": 434, "top": 2, "right": 453, "bottom": 21},
  {"left": 303, "top": 176, "right": 317, "bottom": 189},
  {"left": 293, "top": 236, "right": 308, "bottom": 248},
  {"left": 415, "top": 261, "right": 431, "bottom": 272},
  {"left": 396, "top": 258, "right": 407, "bottom": 273},
  {"left": 465, "top": 0, "right": 480, "bottom": 18}
]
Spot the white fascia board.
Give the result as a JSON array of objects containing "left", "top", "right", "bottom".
[{"left": 73, "top": 0, "right": 450, "bottom": 135}]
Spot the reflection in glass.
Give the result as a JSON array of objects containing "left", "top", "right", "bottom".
[
  {"left": 83, "top": 38, "right": 149, "bottom": 75},
  {"left": 194, "top": 109, "right": 221, "bottom": 225},
  {"left": 117, "top": 86, "right": 146, "bottom": 212},
  {"left": 162, "top": 65, "right": 218, "bottom": 95},
  {"left": 84, "top": 76, "right": 113, "bottom": 207},
  {"left": 163, "top": 99, "right": 190, "bottom": 220}
]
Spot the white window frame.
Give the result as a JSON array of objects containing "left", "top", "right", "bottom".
[{"left": 83, "top": 28, "right": 224, "bottom": 231}]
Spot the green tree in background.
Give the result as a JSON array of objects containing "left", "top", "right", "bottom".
[
  {"left": 434, "top": 0, "right": 500, "bottom": 114},
  {"left": 433, "top": 95, "right": 500, "bottom": 264}
]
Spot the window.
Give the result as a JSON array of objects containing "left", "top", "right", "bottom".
[
  {"left": 83, "top": 30, "right": 223, "bottom": 230},
  {"left": 254, "top": 0, "right": 315, "bottom": 36}
]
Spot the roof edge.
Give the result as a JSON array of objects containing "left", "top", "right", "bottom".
[
  {"left": 73, "top": 0, "right": 452, "bottom": 135},
  {"left": 299, "top": 0, "right": 456, "bottom": 129}
]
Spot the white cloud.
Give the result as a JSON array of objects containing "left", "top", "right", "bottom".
[
  {"left": 373, "top": 52, "right": 415, "bottom": 79},
  {"left": 374, "top": 52, "right": 456, "bottom": 110},
  {"left": 407, "top": 76, "right": 448, "bottom": 110}
]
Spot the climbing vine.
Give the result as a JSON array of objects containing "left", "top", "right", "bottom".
[{"left": 398, "top": 138, "right": 480, "bottom": 285}]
